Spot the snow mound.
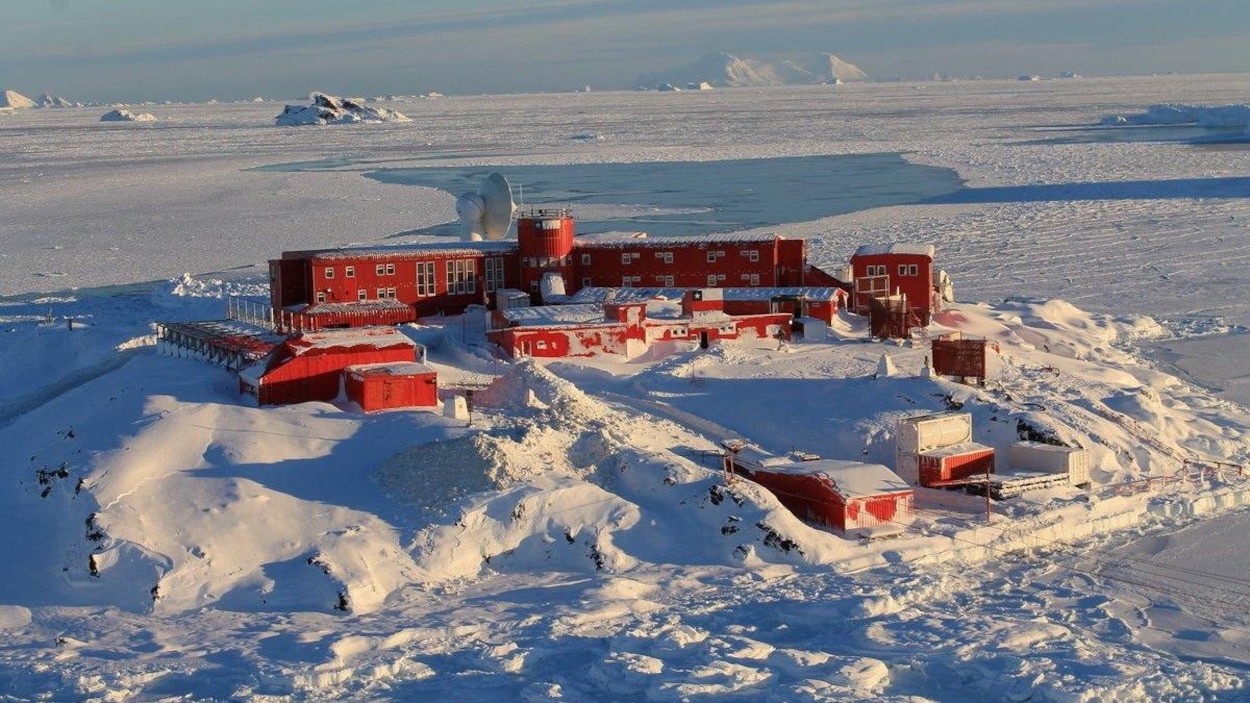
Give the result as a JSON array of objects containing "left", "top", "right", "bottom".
[
  {"left": 1, "top": 89, "right": 36, "bottom": 109},
  {"left": 276, "top": 92, "right": 411, "bottom": 126},
  {"left": 100, "top": 109, "right": 157, "bottom": 122}
]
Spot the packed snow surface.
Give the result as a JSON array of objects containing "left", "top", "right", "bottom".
[{"left": 3, "top": 74, "right": 1250, "bottom": 701}]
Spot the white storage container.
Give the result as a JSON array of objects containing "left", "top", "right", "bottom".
[
  {"left": 896, "top": 412, "right": 972, "bottom": 454},
  {"left": 1009, "top": 441, "right": 1090, "bottom": 487}
]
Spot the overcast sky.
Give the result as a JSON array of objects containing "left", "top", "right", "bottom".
[{"left": 3, "top": 0, "right": 1247, "bottom": 102}]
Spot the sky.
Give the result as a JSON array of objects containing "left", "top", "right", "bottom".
[{"left": 2, "top": 0, "right": 1248, "bottom": 103}]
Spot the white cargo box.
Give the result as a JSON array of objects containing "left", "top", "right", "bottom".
[
  {"left": 896, "top": 412, "right": 972, "bottom": 454},
  {"left": 1009, "top": 442, "right": 1090, "bottom": 487}
]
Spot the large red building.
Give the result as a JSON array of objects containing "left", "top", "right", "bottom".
[
  {"left": 849, "top": 244, "right": 940, "bottom": 326},
  {"left": 268, "top": 209, "right": 846, "bottom": 330}
]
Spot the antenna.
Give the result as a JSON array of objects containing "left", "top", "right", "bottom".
[{"left": 456, "top": 172, "right": 516, "bottom": 241}]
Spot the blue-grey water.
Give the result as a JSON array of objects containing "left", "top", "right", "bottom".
[{"left": 265, "top": 155, "right": 964, "bottom": 238}]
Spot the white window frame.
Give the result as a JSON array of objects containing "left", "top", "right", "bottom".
[
  {"left": 358, "top": 288, "right": 367, "bottom": 301},
  {"left": 315, "top": 291, "right": 326, "bottom": 304},
  {"left": 386, "top": 263, "right": 396, "bottom": 276},
  {"left": 324, "top": 267, "right": 335, "bottom": 279},
  {"left": 484, "top": 257, "right": 505, "bottom": 293},
  {"left": 376, "top": 287, "right": 385, "bottom": 299},
  {"left": 376, "top": 264, "right": 385, "bottom": 276},
  {"left": 707, "top": 274, "right": 718, "bottom": 286},
  {"left": 706, "top": 251, "right": 717, "bottom": 263},
  {"left": 581, "top": 254, "right": 591, "bottom": 266},
  {"left": 345, "top": 266, "right": 355, "bottom": 278},
  {"left": 748, "top": 250, "right": 759, "bottom": 262},
  {"left": 621, "top": 252, "right": 631, "bottom": 265},
  {"left": 416, "top": 261, "right": 436, "bottom": 297}
]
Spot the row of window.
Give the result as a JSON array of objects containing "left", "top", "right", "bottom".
[
  {"left": 315, "top": 287, "right": 397, "bottom": 304},
  {"left": 610, "top": 249, "right": 761, "bottom": 265},
  {"left": 863, "top": 264, "right": 921, "bottom": 278},
  {"left": 318, "top": 258, "right": 505, "bottom": 299}
]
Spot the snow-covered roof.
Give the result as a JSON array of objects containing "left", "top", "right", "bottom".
[
  {"left": 301, "top": 241, "right": 517, "bottom": 261},
  {"left": 498, "top": 303, "right": 608, "bottom": 327},
  {"left": 570, "top": 286, "right": 844, "bottom": 305},
  {"left": 576, "top": 231, "right": 782, "bottom": 247},
  {"left": 288, "top": 327, "right": 414, "bottom": 353},
  {"left": 749, "top": 457, "right": 910, "bottom": 498},
  {"left": 853, "top": 243, "right": 935, "bottom": 258},
  {"left": 919, "top": 442, "right": 994, "bottom": 458},
  {"left": 300, "top": 300, "right": 412, "bottom": 315},
  {"left": 345, "top": 361, "right": 436, "bottom": 377}
]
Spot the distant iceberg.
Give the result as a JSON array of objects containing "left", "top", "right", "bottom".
[
  {"left": 1, "top": 89, "right": 36, "bottom": 109},
  {"left": 276, "top": 92, "right": 411, "bottom": 126},
  {"left": 100, "top": 109, "right": 157, "bottom": 122}
]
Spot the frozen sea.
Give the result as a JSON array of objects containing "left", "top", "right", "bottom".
[{"left": 3, "top": 75, "right": 1250, "bottom": 701}]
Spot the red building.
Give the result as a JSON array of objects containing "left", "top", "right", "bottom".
[
  {"left": 724, "top": 442, "right": 914, "bottom": 534},
  {"left": 486, "top": 290, "right": 792, "bottom": 359},
  {"left": 239, "top": 327, "right": 417, "bottom": 405},
  {"left": 345, "top": 362, "right": 439, "bottom": 412},
  {"left": 268, "top": 210, "right": 845, "bottom": 330},
  {"left": 849, "top": 244, "right": 939, "bottom": 327}
]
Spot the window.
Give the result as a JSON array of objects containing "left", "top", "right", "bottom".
[
  {"left": 386, "top": 263, "right": 396, "bottom": 276},
  {"left": 622, "top": 277, "right": 634, "bottom": 288},
  {"left": 748, "top": 250, "right": 759, "bottom": 262},
  {"left": 376, "top": 264, "right": 385, "bottom": 276},
  {"left": 315, "top": 291, "right": 326, "bottom": 303},
  {"left": 621, "top": 253, "right": 632, "bottom": 265},
  {"left": 358, "top": 289, "right": 367, "bottom": 301},
  {"left": 707, "top": 251, "right": 717, "bottom": 263},
  {"left": 324, "top": 267, "right": 335, "bottom": 279},
  {"left": 345, "top": 266, "right": 355, "bottom": 278},
  {"left": 717, "top": 273, "right": 726, "bottom": 281},
  {"left": 445, "top": 259, "right": 476, "bottom": 295},
  {"left": 582, "top": 277, "right": 593, "bottom": 287},
  {"left": 749, "top": 274, "right": 760, "bottom": 286},
  {"left": 416, "top": 261, "right": 436, "bottom": 297},
  {"left": 376, "top": 287, "right": 386, "bottom": 299},
  {"left": 536, "top": 341, "right": 548, "bottom": 350},
  {"left": 485, "top": 257, "right": 505, "bottom": 292},
  {"left": 581, "top": 254, "right": 591, "bottom": 266},
  {"left": 663, "top": 275, "right": 674, "bottom": 287},
  {"left": 866, "top": 264, "right": 886, "bottom": 277},
  {"left": 908, "top": 264, "right": 919, "bottom": 276},
  {"left": 656, "top": 251, "right": 673, "bottom": 264},
  {"left": 898, "top": 264, "right": 908, "bottom": 277},
  {"left": 389, "top": 287, "right": 397, "bottom": 299},
  {"left": 707, "top": 274, "right": 718, "bottom": 286}
]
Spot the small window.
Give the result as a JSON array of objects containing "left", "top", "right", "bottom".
[
  {"left": 663, "top": 252, "right": 673, "bottom": 264},
  {"left": 622, "top": 277, "right": 633, "bottom": 288},
  {"left": 621, "top": 253, "right": 631, "bottom": 265},
  {"left": 707, "top": 251, "right": 716, "bottom": 263},
  {"left": 748, "top": 250, "right": 759, "bottom": 262},
  {"left": 358, "top": 289, "right": 367, "bottom": 301},
  {"left": 908, "top": 264, "right": 919, "bottom": 276},
  {"left": 536, "top": 341, "right": 548, "bottom": 350},
  {"left": 582, "top": 254, "right": 591, "bottom": 266},
  {"left": 750, "top": 274, "right": 760, "bottom": 286},
  {"left": 717, "top": 273, "right": 726, "bottom": 281},
  {"left": 663, "top": 275, "right": 674, "bottom": 287},
  {"left": 345, "top": 266, "right": 355, "bottom": 278},
  {"left": 376, "top": 288, "right": 385, "bottom": 298},
  {"left": 898, "top": 264, "right": 909, "bottom": 277},
  {"left": 386, "top": 263, "right": 396, "bottom": 276},
  {"left": 324, "top": 267, "right": 335, "bottom": 279},
  {"left": 582, "top": 277, "right": 592, "bottom": 287},
  {"left": 376, "top": 264, "right": 385, "bottom": 276},
  {"left": 387, "top": 287, "right": 397, "bottom": 299},
  {"left": 315, "top": 291, "right": 326, "bottom": 304},
  {"left": 707, "top": 274, "right": 718, "bottom": 286}
]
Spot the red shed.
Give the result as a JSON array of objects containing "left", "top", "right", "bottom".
[
  {"left": 917, "top": 443, "right": 996, "bottom": 486},
  {"left": 239, "top": 327, "right": 416, "bottom": 406},
  {"left": 345, "top": 362, "right": 438, "bottom": 411},
  {"left": 725, "top": 443, "right": 914, "bottom": 533}
]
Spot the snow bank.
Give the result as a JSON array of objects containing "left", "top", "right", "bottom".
[
  {"left": 100, "top": 109, "right": 157, "bottom": 122},
  {"left": 1100, "top": 102, "right": 1250, "bottom": 130}
]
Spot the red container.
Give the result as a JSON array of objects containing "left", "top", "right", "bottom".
[{"left": 917, "top": 444, "right": 995, "bottom": 486}]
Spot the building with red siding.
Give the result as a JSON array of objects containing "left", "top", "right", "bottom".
[
  {"left": 239, "top": 327, "right": 417, "bottom": 406},
  {"left": 345, "top": 362, "right": 439, "bottom": 412},
  {"left": 724, "top": 442, "right": 914, "bottom": 534},
  {"left": 486, "top": 290, "right": 791, "bottom": 359},
  {"left": 849, "top": 244, "right": 939, "bottom": 327},
  {"left": 268, "top": 210, "right": 846, "bottom": 330}
]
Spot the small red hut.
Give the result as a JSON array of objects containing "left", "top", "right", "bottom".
[{"left": 345, "top": 362, "right": 438, "bottom": 412}]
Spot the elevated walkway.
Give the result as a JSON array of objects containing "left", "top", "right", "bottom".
[{"left": 156, "top": 320, "right": 285, "bottom": 371}]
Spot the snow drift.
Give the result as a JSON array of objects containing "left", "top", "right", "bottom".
[{"left": 276, "top": 92, "right": 411, "bottom": 126}]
